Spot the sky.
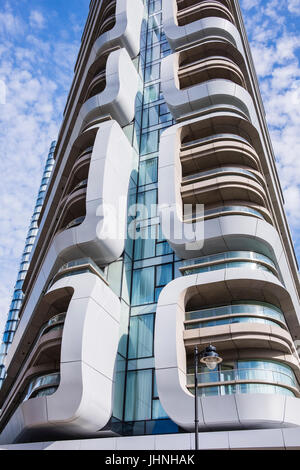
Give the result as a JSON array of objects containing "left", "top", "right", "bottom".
[{"left": 0, "top": 0, "right": 300, "bottom": 334}]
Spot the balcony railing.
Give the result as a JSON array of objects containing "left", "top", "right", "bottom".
[
  {"left": 180, "top": 250, "right": 277, "bottom": 270},
  {"left": 65, "top": 215, "right": 86, "bottom": 230},
  {"left": 187, "top": 367, "right": 299, "bottom": 392},
  {"left": 70, "top": 179, "right": 88, "bottom": 194},
  {"left": 85, "top": 70, "right": 106, "bottom": 101},
  {"left": 182, "top": 166, "right": 262, "bottom": 185},
  {"left": 41, "top": 313, "right": 66, "bottom": 337},
  {"left": 186, "top": 302, "right": 286, "bottom": 324},
  {"left": 177, "top": 0, "right": 235, "bottom": 26},
  {"left": 179, "top": 251, "right": 279, "bottom": 279},
  {"left": 47, "top": 258, "right": 107, "bottom": 291},
  {"left": 178, "top": 56, "right": 246, "bottom": 90},
  {"left": 177, "top": 0, "right": 231, "bottom": 11},
  {"left": 182, "top": 204, "right": 271, "bottom": 224},
  {"left": 24, "top": 372, "right": 60, "bottom": 401}
]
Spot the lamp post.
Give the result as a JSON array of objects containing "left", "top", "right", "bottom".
[{"left": 194, "top": 345, "right": 222, "bottom": 450}]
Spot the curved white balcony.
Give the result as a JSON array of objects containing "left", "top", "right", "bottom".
[
  {"left": 64, "top": 0, "right": 144, "bottom": 125},
  {"left": 162, "top": 1, "right": 244, "bottom": 53},
  {"left": 0, "top": 271, "right": 121, "bottom": 443},
  {"left": 23, "top": 373, "right": 60, "bottom": 401},
  {"left": 90, "top": 0, "right": 144, "bottom": 63},
  {"left": 177, "top": 1, "right": 235, "bottom": 26},
  {"left": 158, "top": 114, "right": 275, "bottom": 259},
  {"left": 154, "top": 270, "right": 300, "bottom": 431},
  {"left": 161, "top": 53, "right": 258, "bottom": 124},
  {"left": 78, "top": 47, "right": 140, "bottom": 130},
  {"left": 5, "top": 120, "right": 136, "bottom": 382},
  {"left": 52, "top": 120, "right": 135, "bottom": 265}
]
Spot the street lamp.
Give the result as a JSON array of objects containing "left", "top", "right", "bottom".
[{"left": 194, "top": 345, "right": 222, "bottom": 450}]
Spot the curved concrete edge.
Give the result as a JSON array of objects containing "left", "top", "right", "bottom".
[
  {"left": 54, "top": 119, "right": 135, "bottom": 265},
  {"left": 0, "top": 272, "right": 121, "bottom": 445},
  {"left": 79, "top": 47, "right": 140, "bottom": 129},
  {"left": 158, "top": 116, "right": 262, "bottom": 253},
  {"left": 161, "top": 53, "right": 258, "bottom": 125},
  {"left": 6, "top": 120, "right": 136, "bottom": 370},
  {"left": 162, "top": 0, "right": 244, "bottom": 54},
  {"left": 157, "top": 114, "right": 300, "bottom": 334},
  {"left": 90, "top": 0, "right": 144, "bottom": 61},
  {"left": 154, "top": 270, "right": 300, "bottom": 431}
]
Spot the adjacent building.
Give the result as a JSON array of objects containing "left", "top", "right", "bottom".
[
  {"left": 0, "top": 141, "right": 56, "bottom": 387},
  {"left": 1, "top": 0, "right": 300, "bottom": 450}
]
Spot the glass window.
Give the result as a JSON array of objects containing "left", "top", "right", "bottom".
[
  {"left": 113, "top": 355, "right": 126, "bottom": 421},
  {"left": 156, "top": 241, "right": 173, "bottom": 256},
  {"left": 152, "top": 399, "right": 168, "bottom": 419},
  {"left": 145, "top": 63, "right": 160, "bottom": 82},
  {"left": 147, "top": 28, "right": 161, "bottom": 47},
  {"left": 132, "top": 267, "right": 155, "bottom": 306},
  {"left": 125, "top": 370, "right": 153, "bottom": 421},
  {"left": 144, "top": 84, "right": 160, "bottom": 104},
  {"left": 146, "top": 419, "right": 178, "bottom": 435},
  {"left": 140, "top": 131, "right": 159, "bottom": 155},
  {"left": 134, "top": 226, "right": 156, "bottom": 260},
  {"left": 161, "top": 41, "right": 171, "bottom": 57},
  {"left": 156, "top": 263, "right": 173, "bottom": 287},
  {"left": 139, "top": 159, "right": 158, "bottom": 186},
  {"left": 146, "top": 45, "right": 161, "bottom": 64},
  {"left": 128, "top": 314, "right": 154, "bottom": 359},
  {"left": 148, "top": 0, "right": 162, "bottom": 14},
  {"left": 142, "top": 106, "right": 160, "bottom": 128},
  {"left": 137, "top": 190, "right": 157, "bottom": 220}
]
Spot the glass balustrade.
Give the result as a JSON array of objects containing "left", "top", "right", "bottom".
[
  {"left": 76, "top": 146, "right": 93, "bottom": 161},
  {"left": 181, "top": 261, "right": 274, "bottom": 277},
  {"left": 186, "top": 302, "right": 286, "bottom": 325},
  {"left": 41, "top": 313, "right": 66, "bottom": 337},
  {"left": 190, "top": 383, "right": 296, "bottom": 397},
  {"left": 47, "top": 258, "right": 106, "bottom": 290},
  {"left": 186, "top": 360, "right": 299, "bottom": 397},
  {"left": 70, "top": 179, "right": 88, "bottom": 194},
  {"left": 65, "top": 216, "right": 85, "bottom": 230},
  {"left": 182, "top": 166, "right": 260, "bottom": 184},
  {"left": 180, "top": 251, "right": 277, "bottom": 277},
  {"left": 182, "top": 251, "right": 276, "bottom": 268},
  {"left": 183, "top": 205, "right": 267, "bottom": 222},
  {"left": 24, "top": 372, "right": 60, "bottom": 401},
  {"left": 181, "top": 133, "right": 250, "bottom": 149},
  {"left": 185, "top": 316, "right": 285, "bottom": 330}
]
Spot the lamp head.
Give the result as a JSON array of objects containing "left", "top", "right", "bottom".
[{"left": 200, "top": 345, "right": 223, "bottom": 370}]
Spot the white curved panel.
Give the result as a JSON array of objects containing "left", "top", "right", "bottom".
[
  {"left": 154, "top": 269, "right": 300, "bottom": 431},
  {"left": 54, "top": 119, "right": 134, "bottom": 265},
  {"left": 90, "top": 0, "right": 144, "bottom": 60},
  {"left": 6, "top": 120, "right": 135, "bottom": 370},
  {"left": 79, "top": 48, "right": 140, "bottom": 129},
  {"left": 161, "top": 53, "right": 258, "bottom": 124},
  {"left": 162, "top": 1, "right": 244, "bottom": 53},
  {"left": 0, "top": 272, "right": 121, "bottom": 443},
  {"left": 158, "top": 115, "right": 258, "bottom": 258},
  {"left": 158, "top": 116, "right": 300, "bottom": 331}
]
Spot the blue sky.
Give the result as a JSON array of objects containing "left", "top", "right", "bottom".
[{"left": 0, "top": 0, "right": 300, "bottom": 333}]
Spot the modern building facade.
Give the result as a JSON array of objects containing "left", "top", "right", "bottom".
[
  {"left": 1, "top": 0, "right": 300, "bottom": 449},
  {"left": 0, "top": 141, "right": 56, "bottom": 387}
]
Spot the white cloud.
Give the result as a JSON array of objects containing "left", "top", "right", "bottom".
[
  {"left": 242, "top": 1, "right": 300, "bottom": 257},
  {"left": 288, "top": 0, "right": 300, "bottom": 14},
  {"left": 29, "top": 10, "right": 45, "bottom": 29},
  {"left": 0, "top": 6, "right": 82, "bottom": 333}
]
